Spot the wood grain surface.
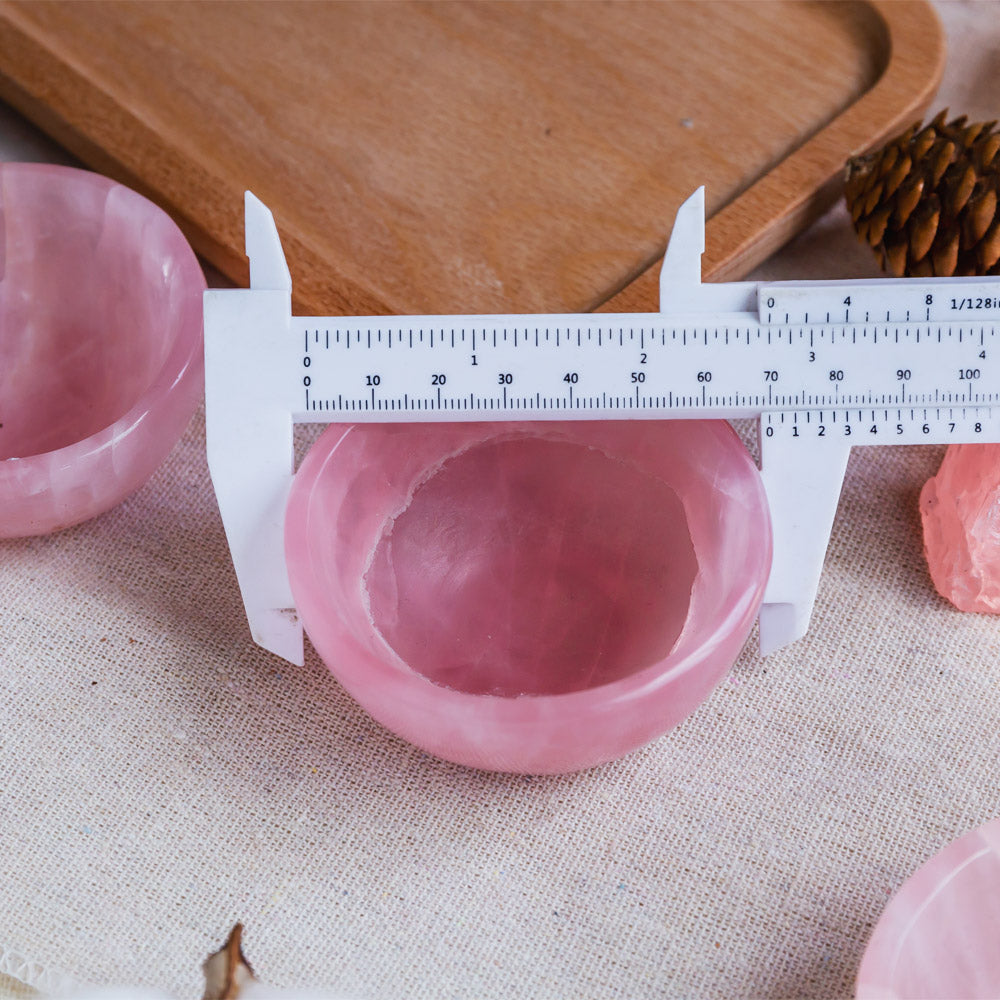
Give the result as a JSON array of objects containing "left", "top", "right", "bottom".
[{"left": 0, "top": 1, "right": 944, "bottom": 315}]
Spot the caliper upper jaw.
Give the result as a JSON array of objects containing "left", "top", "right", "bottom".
[
  {"left": 658, "top": 188, "right": 756, "bottom": 315},
  {"left": 204, "top": 193, "right": 303, "bottom": 664}
]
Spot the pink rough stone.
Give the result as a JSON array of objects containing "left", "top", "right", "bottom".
[
  {"left": 0, "top": 164, "right": 204, "bottom": 537},
  {"left": 285, "top": 419, "right": 772, "bottom": 773},
  {"left": 920, "top": 443, "right": 1000, "bottom": 612},
  {"left": 857, "top": 817, "right": 1000, "bottom": 1000}
]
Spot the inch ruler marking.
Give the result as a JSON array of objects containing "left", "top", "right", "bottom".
[{"left": 205, "top": 188, "right": 1000, "bottom": 665}]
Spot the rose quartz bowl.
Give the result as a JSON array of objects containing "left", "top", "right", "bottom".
[
  {"left": 857, "top": 818, "right": 1000, "bottom": 1000},
  {"left": 286, "top": 419, "right": 771, "bottom": 773},
  {"left": 0, "top": 163, "right": 205, "bottom": 537}
]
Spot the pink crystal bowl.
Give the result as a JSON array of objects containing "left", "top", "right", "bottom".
[
  {"left": 286, "top": 420, "right": 771, "bottom": 773},
  {"left": 857, "top": 818, "right": 1000, "bottom": 1000},
  {"left": 0, "top": 163, "right": 205, "bottom": 537}
]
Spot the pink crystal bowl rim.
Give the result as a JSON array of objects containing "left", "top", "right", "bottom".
[
  {"left": 0, "top": 163, "right": 205, "bottom": 473},
  {"left": 287, "top": 419, "right": 773, "bottom": 716},
  {"left": 856, "top": 817, "right": 1000, "bottom": 999}
]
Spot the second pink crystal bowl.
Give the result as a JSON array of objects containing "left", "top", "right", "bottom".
[
  {"left": 0, "top": 164, "right": 205, "bottom": 537},
  {"left": 286, "top": 420, "right": 771, "bottom": 773},
  {"left": 857, "top": 818, "right": 1000, "bottom": 1000}
]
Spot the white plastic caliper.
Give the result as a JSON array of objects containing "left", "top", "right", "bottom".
[{"left": 205, "top": 188, "right": 1000, "bottom": 664}]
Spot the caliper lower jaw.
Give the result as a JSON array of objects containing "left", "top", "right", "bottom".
[
  {"left": 757, "top": 423, "right": 851, "bottom": 655},
  {"left": 204, "top": 194, "right": 303, "bottom": 664}
]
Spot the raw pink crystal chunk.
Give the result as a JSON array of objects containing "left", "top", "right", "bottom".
[
  {"left": 857, "top": 818, "right": 1000, "bottom": 999},
  {"left": 285, "top": 419, "right": 772, "bottom": 773},
  {"left": 920, "top": 443, "right": 1000, "bottom": 612},
  {"left": 0, "top": 164, "right": 204, "bottom": 537}
]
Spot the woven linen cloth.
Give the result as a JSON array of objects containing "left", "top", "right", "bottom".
[{"left": 3, "top": 3, "right": 1000, "bottom": 997}]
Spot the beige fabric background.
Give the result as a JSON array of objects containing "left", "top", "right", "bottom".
[{"left": 3, "top": 3, "right": 1000, "bottom": 998}]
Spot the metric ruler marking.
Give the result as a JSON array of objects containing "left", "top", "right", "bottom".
[
  {"left": 287, "top": 314, "right": 998, "bottom": 421},
  {"left": 204, "top": 188, "right": 1000, "bottom": 666}
]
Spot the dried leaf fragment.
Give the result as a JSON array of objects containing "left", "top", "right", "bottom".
[{"left": 203, "top": 924, "right": 257, "bottom": 1000}]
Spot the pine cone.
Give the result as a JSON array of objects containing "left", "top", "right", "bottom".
[{"left": 845, "top": 110, "right": 1000, "bottom": 277}]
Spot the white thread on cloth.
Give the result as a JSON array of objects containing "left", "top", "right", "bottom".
[{"left": 0, "top": 944, "right": 75, "bottom": 995}]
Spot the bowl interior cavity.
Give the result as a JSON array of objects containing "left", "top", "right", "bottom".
[
  {"left": 363, "top": 436, "right": 698, "bottom": 696},
  {"left": 1, "top": 173, "right": 180, "bottom": 460}
]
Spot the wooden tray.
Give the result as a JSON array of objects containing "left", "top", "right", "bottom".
[{"left": 0, "top": 1, "right": 944, "bottom": 315}]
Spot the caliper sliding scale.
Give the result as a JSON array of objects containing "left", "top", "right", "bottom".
[{"left": 205, "top": 188, "right": 1000, "bottom": 666}]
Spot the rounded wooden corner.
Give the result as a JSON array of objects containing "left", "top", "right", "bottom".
[{"left": 600, "top": 0, "right": 946, "bottom": 314}]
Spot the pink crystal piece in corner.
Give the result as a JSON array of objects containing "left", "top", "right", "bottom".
[
  {"left": 857, "top": 818, "right": 1000, "bottom": 1000},
  {"left": 0, "top": 164, "right": 205, "bottom": 537},
  {"left": 285, "top": 419, "right": 772, "bottom": 773},
  {"left": 920, "top": 443, "right": 1000, "bottom": 612}
]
